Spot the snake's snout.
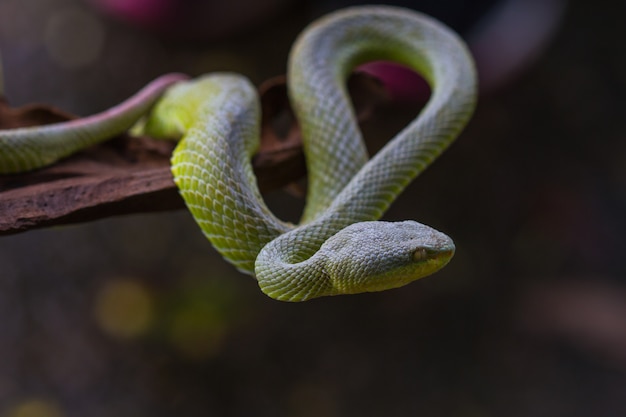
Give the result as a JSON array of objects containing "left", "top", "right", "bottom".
[{"left": 411, "top": 228, "right": 455, "bottom": 262}]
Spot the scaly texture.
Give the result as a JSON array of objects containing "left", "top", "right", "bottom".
[
  {"left": 0, "top": 74, "right": 187, "bottom": 173},
  {"left": 0, "top": 6, "right": 477, "bottom": 302}
]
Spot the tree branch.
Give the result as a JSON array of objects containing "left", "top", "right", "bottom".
[{"left": 0, "top": 73, "right": 388, "bottom": 235}]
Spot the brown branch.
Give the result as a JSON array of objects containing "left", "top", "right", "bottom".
[{"left": 0, "top": 73, "right": 388, "bottom": 235}]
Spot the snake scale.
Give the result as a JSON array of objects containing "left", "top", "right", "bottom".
[{"left": 0, "top": 6, "right": 477, "bottom": 301}]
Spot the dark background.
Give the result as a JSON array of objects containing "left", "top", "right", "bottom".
[{"left": 0, "top": 0, "right": 625, "bottom": 416}]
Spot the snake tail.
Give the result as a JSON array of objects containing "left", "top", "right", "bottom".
[{"left": 0, "top": 73, "right": 188, "bottom": 174}]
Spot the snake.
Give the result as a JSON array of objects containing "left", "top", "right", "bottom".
[{"left": 0, "top": 6, "right": 477, "bottom": 302}]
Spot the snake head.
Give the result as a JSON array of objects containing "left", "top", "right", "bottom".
[{"left": 322, "top": 220, "right": 455, "bottom": 296}]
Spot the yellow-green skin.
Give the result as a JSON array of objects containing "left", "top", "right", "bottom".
[{"left": 0, "top": 6, "right": 477, "bottom": 302}]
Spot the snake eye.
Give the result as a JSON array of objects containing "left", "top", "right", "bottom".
[{"left": 413, "top": 248, "right": 428, "bottom": 261}]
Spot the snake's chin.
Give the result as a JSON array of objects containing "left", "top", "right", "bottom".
[{"left": 322, "top": 220, "right": 455, "bottom": 295}]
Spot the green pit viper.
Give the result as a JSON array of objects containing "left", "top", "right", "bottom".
[{"left": 0, "top": 6, "right": 477, "bottom": 301}]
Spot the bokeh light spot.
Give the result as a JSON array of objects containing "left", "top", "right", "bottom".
[
  {"left": 44, "top": 8, "right": 105, "bottom": 69},
  {"left": 168, "top": 303, "right": 226, "bottom": 360},
  {"left": 7, "top": 399, "right": 64, "bottom": 417},
  {"left": 94, "top": 279, "right": 153, "bottom": 339}
]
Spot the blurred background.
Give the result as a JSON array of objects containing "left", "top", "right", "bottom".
[{"left": 1, "top": 0, "right": 625, "bottom": 416}]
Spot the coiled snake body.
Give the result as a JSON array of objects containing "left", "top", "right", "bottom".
[{"left": 0, "top": 6, "right": 477, "bottom": 301}]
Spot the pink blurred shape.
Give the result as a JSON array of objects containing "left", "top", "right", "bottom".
[
  {"left": 359, "top": 61, "right": 430, "bottom": 104},
  {"left": 91, "top": 0, "right": 175, "bottom": 26}
]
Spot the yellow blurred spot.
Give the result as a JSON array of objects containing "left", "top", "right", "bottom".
[
  {"left": 7, "top": 399, "right": 64, "bottom": 417},
  {"left": 44, "top": 8, "right": 105, "bottom": 69},
  {"left": 169, "top": 304, "right": 225, "bottom": 360},
  {"left": 94, "top": 279, "right": 153, "bottom": 339}
]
